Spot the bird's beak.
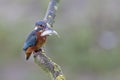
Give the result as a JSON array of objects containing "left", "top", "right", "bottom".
[{"left": 41, "top": 27, "right": 59, "bottom": 37}]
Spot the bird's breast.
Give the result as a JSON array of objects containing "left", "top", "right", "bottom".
[{"left": 36, "top": 35, "right": 47, "bottom": 49}]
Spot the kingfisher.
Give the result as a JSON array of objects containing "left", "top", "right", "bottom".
[{"left": 23, "top": 21, "right": 58, "bottom": 60}]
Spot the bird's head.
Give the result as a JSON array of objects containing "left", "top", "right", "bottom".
[{"left": 34, "top": 21, "right": 59, "bottom": 37}]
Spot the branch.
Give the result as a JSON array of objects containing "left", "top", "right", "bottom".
[
  {"left": 44, "top": 0, "right": 60, "bottom": 27},
  {"left": 33, "top": 0, "right": 65, "bottom": 80},
  {"left": 34, "top": 50, "right": 65, "bottom": 80}
]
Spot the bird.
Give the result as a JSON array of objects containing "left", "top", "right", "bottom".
[{"left": 23, "top": 21, "right": 58, "bottom": 60}]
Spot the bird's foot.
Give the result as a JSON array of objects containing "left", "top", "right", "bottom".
[{"left": 33, "top": 48, "right": 45, "bottom": 58}]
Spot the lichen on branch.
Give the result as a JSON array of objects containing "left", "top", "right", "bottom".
[
  {"left": 34, "top": 50, "right": 65, "bottom": 80},
  {"left": 44, "top": 0, "right": 60, "bottom": 27}
]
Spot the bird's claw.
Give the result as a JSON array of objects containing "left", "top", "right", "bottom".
[{"left": 33, "top": 49, "right": 41, "bottom": 57}]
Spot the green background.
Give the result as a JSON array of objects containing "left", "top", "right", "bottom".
[{"left": 0, "top": 0, "right": 120, "bottom": 80}]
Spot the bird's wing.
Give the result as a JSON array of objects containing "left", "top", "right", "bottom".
[{"left": 23, "top": 30, "right": 37, "bottom": 51}]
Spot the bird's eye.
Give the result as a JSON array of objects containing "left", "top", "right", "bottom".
[{"left": 38, "top": 25, "right": 44, "bottom": 28}]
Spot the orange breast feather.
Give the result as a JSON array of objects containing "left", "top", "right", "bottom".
[{"left": 36, "top": 32, "right": 47, "bottom": 50}]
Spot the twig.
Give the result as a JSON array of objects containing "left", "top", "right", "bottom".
[{"left": 34, "top": 0, "right": 65, "bottom": 80}]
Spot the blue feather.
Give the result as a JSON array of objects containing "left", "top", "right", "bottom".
[
  {"left": 35, "top": 21, "right": 46, "bottom": 26},
  {"left": 23, "top": 30, "right": 37, "bottom": 51}
]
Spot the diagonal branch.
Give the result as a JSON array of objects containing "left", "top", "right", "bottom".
[
  {"left": 44, "top": 0, "right": 60, "bottom": 27},
  {"left": 34, "top": 50, "right": 65, "bottom": 80}
]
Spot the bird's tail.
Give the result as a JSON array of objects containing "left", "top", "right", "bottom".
[
  {"left": 24, "top": 46, "right": 36, "bottom": 60},
  {"left": 26, "top": 52, "right": 32, "bottom": 60}
]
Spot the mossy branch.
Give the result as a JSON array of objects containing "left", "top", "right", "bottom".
[
  {"left": 34, "top": 50, "right": 65, "bottom": 80},
  {"left": 33, "top": 0, "right": 65, "bottom": 80}
]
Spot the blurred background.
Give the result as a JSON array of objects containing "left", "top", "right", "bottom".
[{"left": 0, "top": 0, "right": 120, "bottom": 80}]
